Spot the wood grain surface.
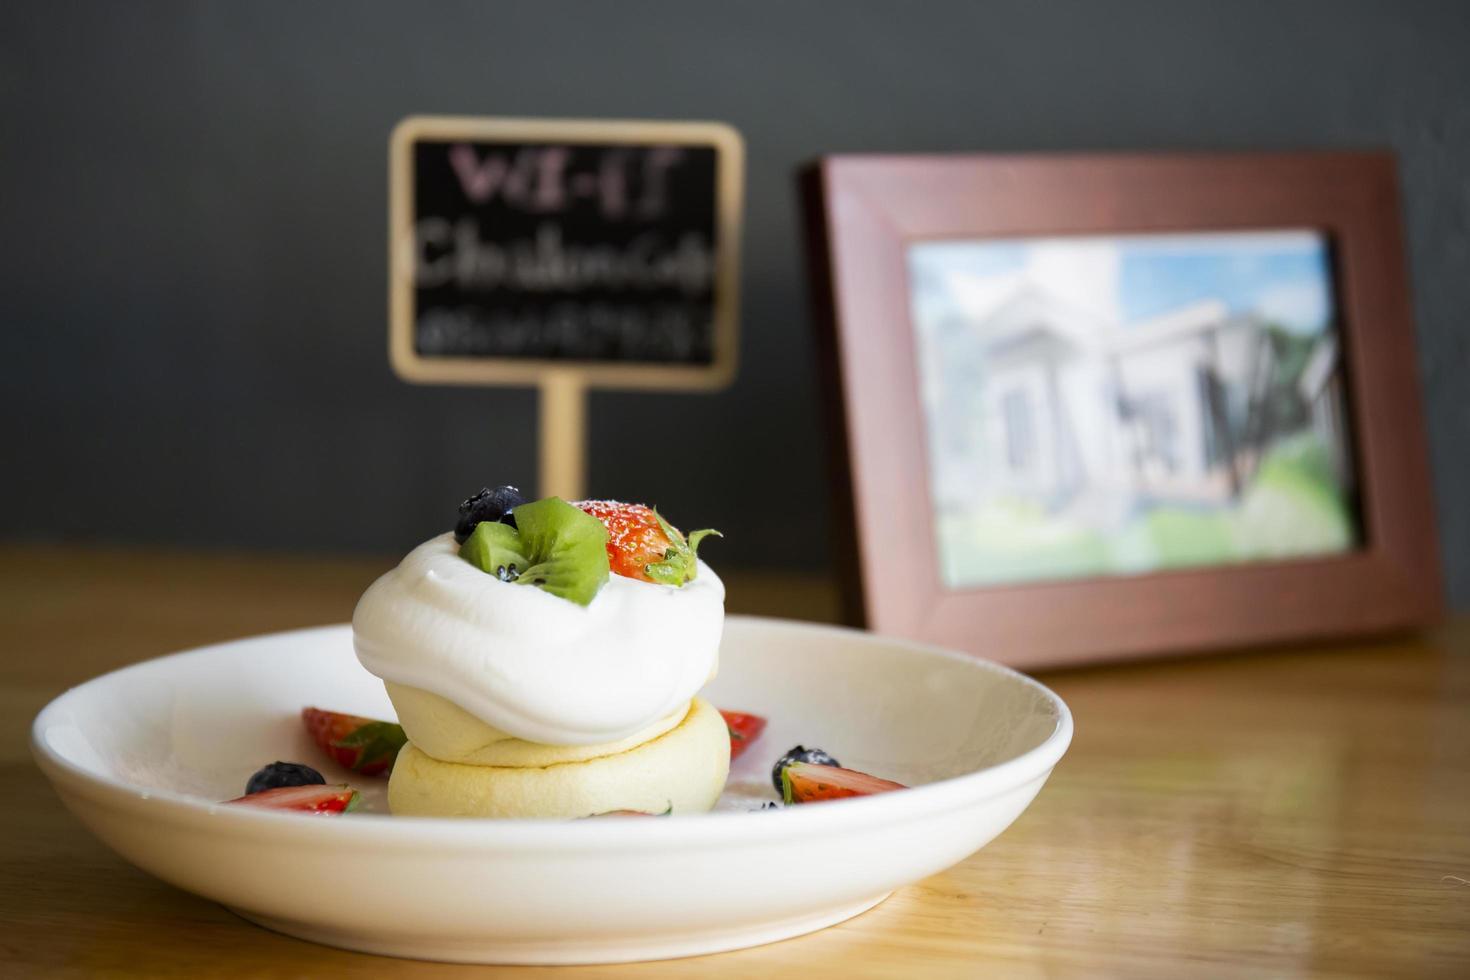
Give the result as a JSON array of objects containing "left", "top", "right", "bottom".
[{"left": 2, "top": 546, "right": 1467, "bottom": 977}]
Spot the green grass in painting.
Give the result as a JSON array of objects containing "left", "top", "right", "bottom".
[{"left": 938, "top": 435, "right": 1356, "bottom": 588}]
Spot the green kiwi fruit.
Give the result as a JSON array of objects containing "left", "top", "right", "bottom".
[
  {"left": 459, "top": 520, "right": 530, "bottom": 583},
  {"left": 459, "top": 497, "right": 609, "bottom": 606}
]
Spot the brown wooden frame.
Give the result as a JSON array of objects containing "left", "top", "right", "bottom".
[{"left": 802, "top": 151, "right": 1441, "bottom": 668}]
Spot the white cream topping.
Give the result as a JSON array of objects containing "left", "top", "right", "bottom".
[{"left": 352, "top": 532, "right": 724, "bottom": 746}]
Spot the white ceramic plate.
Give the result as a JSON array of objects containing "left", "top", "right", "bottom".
[{"left": 31, "top": 616, "right": 1072, "bottom": 964}]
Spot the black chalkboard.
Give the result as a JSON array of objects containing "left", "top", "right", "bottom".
[{"left": 390, "top": 118, "right": 744, "bottom": 386}]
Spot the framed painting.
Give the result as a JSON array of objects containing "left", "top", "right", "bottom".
[{"left": 802, "top": 151, "right": 1440, "bottom": 667}]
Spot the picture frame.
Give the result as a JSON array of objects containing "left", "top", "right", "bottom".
[{"left": 802, "top": 151, "right": 1441, "bottom": 668}]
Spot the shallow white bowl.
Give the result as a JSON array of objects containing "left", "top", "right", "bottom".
[{"left": 31, "top": 616, "right": 1071, "bottom": 964}]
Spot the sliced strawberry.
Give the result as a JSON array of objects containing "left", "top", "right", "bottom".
[
  {"left": 225, "top": 783, "right": 360, "bottom": 814},
  {"left": 301, "top": 707, "right": 407, "bottom": 777},
  {"left": 720, "top": 710, "right": 767, "bottom": 761},
  {"left": 780, "top": 763, "right": 907, "bottom": 804},
  {"left": 574, "top": 500, "right": 719, "bottom": 585}
]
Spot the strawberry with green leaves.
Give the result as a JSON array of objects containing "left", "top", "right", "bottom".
[
  {"left": 781, "top": 762, "right": 907, "bottom": 804},
  {"left": 301, "top": 707, "right": 407, "bottom": 777},
  {"left": 575, "top": 501, "right": 719, "bottom": 586}
]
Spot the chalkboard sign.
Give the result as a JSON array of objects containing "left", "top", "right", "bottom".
[{"left": 390, "top": 117, "right": 743, "bottom": 389}]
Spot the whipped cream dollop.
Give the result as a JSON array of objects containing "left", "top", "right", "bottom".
[{"left": 352, "top": 532, "right": 725, "bottom": 746}]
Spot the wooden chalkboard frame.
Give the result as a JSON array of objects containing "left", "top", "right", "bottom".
[{"left": 389, "top": 115, "right": 743, "bottom": 390}]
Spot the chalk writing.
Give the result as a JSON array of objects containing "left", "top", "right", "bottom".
[{"left": 412, "top": 139, "right": 719, "bottom": 364}]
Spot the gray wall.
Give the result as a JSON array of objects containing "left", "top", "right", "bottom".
[{"left": 3, "top": 1, "right": 1468, "bottom": 603}]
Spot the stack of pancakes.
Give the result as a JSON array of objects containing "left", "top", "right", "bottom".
[{"left": 386, "top": 684, "right": 730, "bottom": 819}]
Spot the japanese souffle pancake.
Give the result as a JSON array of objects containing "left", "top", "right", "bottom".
[{"left": 352, "top": 488, "right": 729, "bottom": 819}]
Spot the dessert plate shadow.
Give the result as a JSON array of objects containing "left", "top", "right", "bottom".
[{"left": 31, "top": 616, "right": 1072, "bottom": 965}]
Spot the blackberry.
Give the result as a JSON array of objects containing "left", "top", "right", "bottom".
[
  {"left": 455, "top": 485, "right": 527, "bottom": 543},
  {"left": 245, "top": 761, "right": 325, "bottom": 796},
  {"left": 771, "top": 745, "right": 841, "bottom": 793}
]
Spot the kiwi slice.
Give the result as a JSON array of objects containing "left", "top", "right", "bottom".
[
  {"left": 459, "top": 520, "right": 530, "bottom": 582},
  {"left": 512, "top": 498, "right": 610, "bottom": 605},
  {"left": 459, "top": 497, "right": 609, "bottom": 606}
]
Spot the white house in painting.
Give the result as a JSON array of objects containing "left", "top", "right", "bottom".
[{"left": 927, "top": 285, "right": 1299, "bottom": 526}]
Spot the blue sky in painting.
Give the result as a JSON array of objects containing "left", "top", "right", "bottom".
[
  {"left": 908, "top": 231, "right": 1337, "bottom": 335},
  {"left": 1117, "top": 239, "right": 1334, "bottom": 330}
]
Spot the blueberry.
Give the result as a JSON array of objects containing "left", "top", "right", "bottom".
[
  {"left": 771, "top": 745, "right": 841, "bottom": 793},
  {"left": 245, "top": 761, "right": 325, "bottom": 796},
  {"left": 454, "top": 485, "right": 527, "bottom": 543}
]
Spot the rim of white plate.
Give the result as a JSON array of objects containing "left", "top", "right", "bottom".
[{"left": 31, "top": 616, "right": 1073, "bottom": 852}]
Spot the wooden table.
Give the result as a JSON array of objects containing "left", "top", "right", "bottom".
[{"left": 3, "top": 546, "right": 1467, "bottom": 977}]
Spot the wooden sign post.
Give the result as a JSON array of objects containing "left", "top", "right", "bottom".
[
  {"left": 389, "top": 116, "right": 744, "bottom": 500},
  {"left": 538, "top": 369, "right": 587, "bottom": 503}
]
